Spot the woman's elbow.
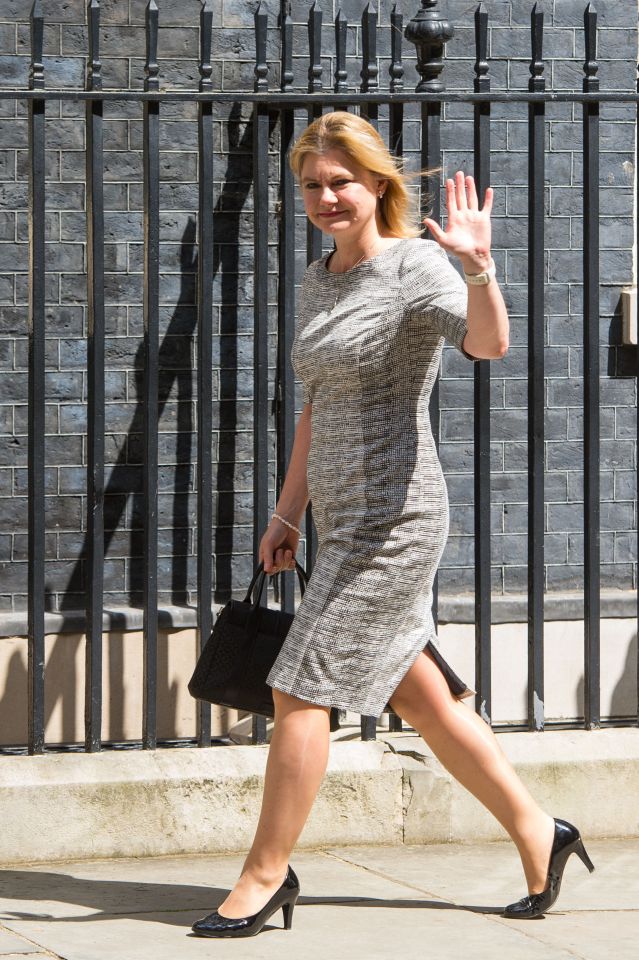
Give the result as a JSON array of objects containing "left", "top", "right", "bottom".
[{"left": 493, "top": 337, "right": 509, "bottom": 359}]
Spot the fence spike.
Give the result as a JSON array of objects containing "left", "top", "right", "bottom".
[
  {"left": 334, "top": 8, "right": 348, "bottom": 93},
  {"left": 389, "top": 4, "right": 404, "bottom": 93},
  {"left": 29, "top": 0, "right": 44, "bottom": 90},
  {"left": 87, "top": 0, "right": 102, "bottom": 92},
  {"left": 583, "top": 2, "right": 598, "bottom": 90},
  {"left": 474, "top": 3, "right": 488, "bottom": 90},
  {"left": 144, "top": 0, "right": 159, "bottom": 92},
  {"left": 307, "top": 1, "right": 322, "bottom": 93},
  {"left": 530, "top": 1, "right": 544, "bottom": 90},
  {"left": 360, "top": 2, "right": 378, "bottom": 93},
  {"left": 254, "top": 1, "right": 268, "bottom": 91},
  {"left": 199, "top": 0, "right": 213, "bottom": 92},
  {"left": 279, "top": 0, "right": 294, "bottom": 93}
]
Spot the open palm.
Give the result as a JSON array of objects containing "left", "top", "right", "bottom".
[{"left": 423, "top": 171, "right": 492, "bottom": 260}]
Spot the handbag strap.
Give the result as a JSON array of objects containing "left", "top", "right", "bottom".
[{"left": 243, "top": 559, "right": 309, "bottom": 608}]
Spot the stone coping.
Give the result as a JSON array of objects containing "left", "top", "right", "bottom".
[{"left": 0, "top": 590, "right": 636, "bottom": 638}]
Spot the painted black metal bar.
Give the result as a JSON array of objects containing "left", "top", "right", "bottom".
[
  {"left": 636, "top": 62, "right": 639, "bottom": 730},
  {"left": 27, "top": 0, "right": 46, "bottom": 756},
  {"left": 142, "top": 0, "right": 160, "bottom": 749},
  {"left": 334, "top": 8, "right": 348, "bottom": 96},
  {"left": 84, "top": 0, "right": 105, "bottom": 752},
  {"left": 252, "top": 1, "right": 270, "bottom": 747},
  {"left": 582, "top": 3, "right": 601, "bottom": 729},
  {"left": 387, "top": 2, "right": 405, "bottom": 736},
  {"left": 275, "top": 0, "right": 297, "bottom": 619},
  {"left": 360, "top": 0, "right": 380, "bottom": 741},
  {"left": 195, "top": 0, "right": 214, "bottom": 749},
  {"left": 360, "top": 3, "right": 378, "bottom": 126},
  {"left": 406, "top": 0, "right": 453, "bottom": 635},
  {"left": 527, "top": 2, "right": 546, "bottom": 731},
  {"left": 388, "top": 3, "right": 404, "bottom": 154},
  {"left": 305, "top": 1, "right": 322, "bottom": 575},
  {"left": 473, "top": 2, "right": 492, "bottom": 725}
]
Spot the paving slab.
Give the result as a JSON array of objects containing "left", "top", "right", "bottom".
[{"left": 0, "top": 840, "right": 636, "bottom": 960}]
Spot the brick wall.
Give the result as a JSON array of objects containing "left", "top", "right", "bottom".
[{"left": 0, "top": 0, "right": 636, "bottom": 613}]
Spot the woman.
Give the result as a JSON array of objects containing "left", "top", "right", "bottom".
[{"left": 191, "top": 112, "right": 595, "bottom": 939}]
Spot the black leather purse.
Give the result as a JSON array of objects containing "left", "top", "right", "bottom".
[{"left": 188, "top": 559, "right": 309, "bottom": 718}]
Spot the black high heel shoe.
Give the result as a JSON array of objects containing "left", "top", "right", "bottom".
[
  {"left": 502, "top": 817, "right": 595, "bottom": 919},
  {"left": 190, "top": 864, "right": 300, "bottom": 938}
]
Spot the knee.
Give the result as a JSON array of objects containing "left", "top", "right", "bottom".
[{"left": 389, "top": 688, "right": 455, "bottom": 732}]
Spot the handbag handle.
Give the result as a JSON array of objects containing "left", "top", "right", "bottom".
[{"left": 243, "top": 559, "right": 309, "bottom": 610}]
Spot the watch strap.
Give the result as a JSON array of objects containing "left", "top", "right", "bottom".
[{"left": 464, "top": 258, "right": 496, "bottom": 286}]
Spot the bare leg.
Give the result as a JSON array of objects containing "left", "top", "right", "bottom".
[
  {"left": 216, "top": 689, "right": 331, "bottom": 918},
  {"left": 389, "top": 649, "right": 556, "bottom": 895}
]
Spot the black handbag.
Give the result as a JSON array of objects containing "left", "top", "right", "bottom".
[{"left": 188, "top": 559, "right": 309, "bottom": 718}]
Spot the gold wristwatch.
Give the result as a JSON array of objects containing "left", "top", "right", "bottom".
[{"left": 464, "top": 258, "right": 496, "bottom": 286}]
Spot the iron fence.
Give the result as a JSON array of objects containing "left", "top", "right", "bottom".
[{"left": 1, "top": 0, "right": 638, "bottom": 753}]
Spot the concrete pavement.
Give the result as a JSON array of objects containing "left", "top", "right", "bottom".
[{"left": 0, "top": 838, "right": 637, "bottom": 960}]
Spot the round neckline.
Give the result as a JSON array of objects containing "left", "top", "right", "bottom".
[{"left": 322, "top": 237, "right": 410, "bottom": 276}]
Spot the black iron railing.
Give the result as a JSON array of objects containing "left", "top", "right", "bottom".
[{"left": 1, "top": 0, "right": 637, "bottom": 753}]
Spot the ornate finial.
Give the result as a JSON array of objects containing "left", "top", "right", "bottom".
[{"left": 404, "top": 0, "right": 453, "bottom": 93}]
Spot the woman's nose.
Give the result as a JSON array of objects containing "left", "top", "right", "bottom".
[{"left": 319, "top": 186, "right": 338, "bottom": 204}]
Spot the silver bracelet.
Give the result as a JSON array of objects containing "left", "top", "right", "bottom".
[{"left": 272, "top": 512, "right": 302, "bottom": 536}]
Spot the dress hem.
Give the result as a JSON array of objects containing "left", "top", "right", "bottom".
[{"left": 268, "top": 637, "right": 475, "bottom": 718}]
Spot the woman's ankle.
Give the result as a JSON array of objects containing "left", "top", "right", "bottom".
[{"left": 239, "top": 860, "right": 289, "bottom": 886}]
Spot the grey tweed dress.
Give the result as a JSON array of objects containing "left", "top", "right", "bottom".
[{"left": 266, "top": 237, "right": 477, "bottom": 718}]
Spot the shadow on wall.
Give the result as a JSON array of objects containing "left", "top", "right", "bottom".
[
  {"left": 0, "top": 631, "right": 186, "bottom": 746},
  {"left": 574, "top": 630, "right": 638, "bottom": 720},
  {"left": 0, "top": 105, "right": 285, "bottom": 747},
  {"left": 58, "top": 102, "right": 265, "bottom": 614}
]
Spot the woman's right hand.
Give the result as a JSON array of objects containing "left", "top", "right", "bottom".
[{"left": 259, "top": 517, "right": 300, "bottom": 574}]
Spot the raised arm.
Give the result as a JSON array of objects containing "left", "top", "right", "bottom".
[{"left": 423, "top": 171, "right": 509, "bottom": 360}]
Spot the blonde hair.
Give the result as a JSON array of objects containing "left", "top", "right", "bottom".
[{"left": 289, "top": 111, "right": 434, "bottom": 239}]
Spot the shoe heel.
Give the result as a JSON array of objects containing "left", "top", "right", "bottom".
[
  {"left": 282, "top": 897, "right": 296, "bottom": 930},
  {"left": 574, "top": 837, "right": 595, "bottom": 873}
]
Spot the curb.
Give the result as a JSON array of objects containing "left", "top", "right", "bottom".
[{"left": 0, "top": 728, "right": 637, "bottom": 865}]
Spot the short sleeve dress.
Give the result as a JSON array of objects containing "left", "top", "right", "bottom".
[{"left": 266, "top": 236, "right": 477, "bottom": 718}]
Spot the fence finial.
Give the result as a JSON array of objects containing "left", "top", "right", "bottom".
[
  {"left": 254, "top": 2, "right": 268, "bottom": 92},
  {"left": 29, "top": 0, "right": 45, "bottom": 90},
  {"left": 360, "top": 3, "right": 378, "bottom": 94},
  {"left": 583, "top": 3, "right": 598, "bottom": 91},
  {"left": 279, "top": 1, "right": 294, "bottom": 93},
  {"left": 87, "top": 0, "right": 102, "bottom": 93},
  {"left": 334, "top": 8, "right": 348, "bottom": 93},
  {"left": 474, "top": 3, "right": 488, "bottom": 91},
  {"left": 307, "top": 1, "right": 323, "bottom": 93},
  {"left": 529, "top": 2, "right": 544, "bottom": 91},
  {"left": 199, "top": 1, "right": 213, "bottom": 92},
  {"left": 144, "top": 0, "right": 159, "bottom": 93},
  {"left": 390, "top": 4, "right": 404, "bottom": 93},
  {"left": 404, "top": 0, "right": 453, "bottom": 93}
]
